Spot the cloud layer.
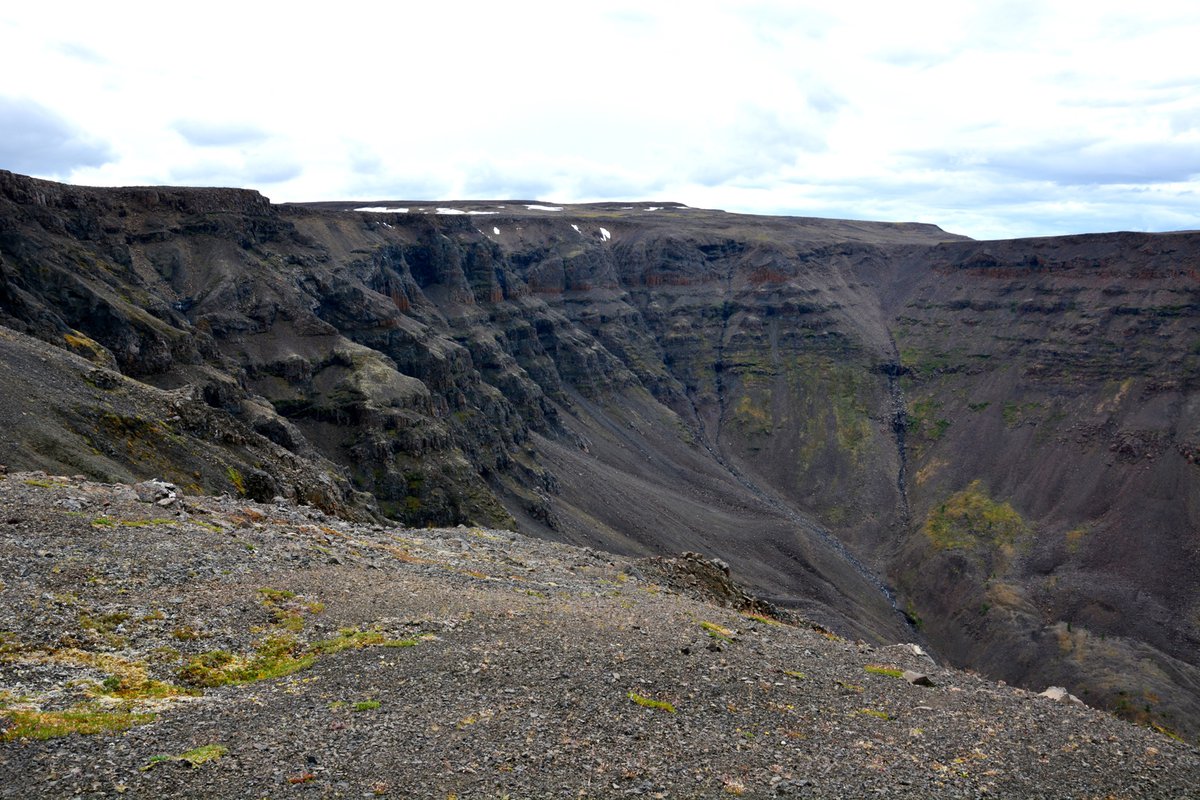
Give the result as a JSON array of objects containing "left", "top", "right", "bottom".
[{"left": 1, "top": 1, "right": 1197, "bottom": 240}]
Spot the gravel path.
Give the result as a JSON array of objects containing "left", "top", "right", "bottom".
[{"left": 1, "top": 472, "right": 1197, "bottom": 798}]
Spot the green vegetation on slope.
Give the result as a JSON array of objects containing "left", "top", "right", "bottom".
[{"left": 923, "top": 480, "right": 1029, "bottom": 553}]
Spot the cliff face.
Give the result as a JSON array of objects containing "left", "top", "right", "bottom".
[{"left": 1, "top": 170, "right": 1197, "bottom": 740}]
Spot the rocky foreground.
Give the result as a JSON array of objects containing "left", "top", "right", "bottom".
[{"left": 0, "top": 472, "right": 1197, "bottom": 798}]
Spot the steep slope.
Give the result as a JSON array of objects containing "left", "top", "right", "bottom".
[
  {"left": 870, "top": 235, "right": 1200, "bottom": 738},
  {"left": 1, "top": 171, "right": 1198, "bottom": 740}
]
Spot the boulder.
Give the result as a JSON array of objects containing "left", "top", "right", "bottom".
[
  {"left": 1039, "top": 686, "right": 1084, "bottom": 705},
  {"left": 133, "top": 479, "right": 178, "bottom": 504},
  {"left": 903, "top": 670, "right": 935, "bottom": 687}
]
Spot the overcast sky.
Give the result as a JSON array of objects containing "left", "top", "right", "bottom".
[{"left": 1, "top": 1, "right": 1198, "bottom": 240}]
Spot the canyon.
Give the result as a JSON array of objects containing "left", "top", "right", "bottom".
[{"left": 1, "top": 169, "right": 1197, "bottom": 742}]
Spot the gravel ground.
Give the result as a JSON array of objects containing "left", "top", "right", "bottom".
[{"left": 1, "top": 471, "right": 1197, "bottom": 798}]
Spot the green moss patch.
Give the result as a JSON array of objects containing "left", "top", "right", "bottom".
[
  {"left": 178, "top": 626, "right": 426, "bottom": 688},
  {"left": 143, "top": 743, "right": 228, "bottom": 770},
  {"left": 628, "top": 692, "right": 676, "bottom": 713},
  {"left": 1, "top": 706, "right": 154, "bottom": 741},
  {"left": 863, "top": 665, "right": 904, "bottom": 678}
]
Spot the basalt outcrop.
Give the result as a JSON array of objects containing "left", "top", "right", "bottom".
[{"left": 1, "top": 170, "right": 1197, "bottom": 741}]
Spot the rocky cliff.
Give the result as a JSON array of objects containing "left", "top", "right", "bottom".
[{"left": 1, "top": 170, "right": 1197, "bottom": 741}]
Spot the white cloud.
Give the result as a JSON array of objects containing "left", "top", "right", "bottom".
[
  {"left": 0, "top": 96, "right": 112, "bottom": 176},
  {"left": 0, "top": 1, "right": 1197, "bottom": 238},
  {"left": 173, "top": 121, "right": 270, "bottom": 148}
]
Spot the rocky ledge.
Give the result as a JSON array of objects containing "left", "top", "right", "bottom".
[{"left": 0, "top": 471, "right": 1196, "bottom": 798}]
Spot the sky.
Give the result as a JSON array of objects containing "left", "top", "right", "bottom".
[{"left": 1, "top": 1, "right": 1198, "bottom": 240}]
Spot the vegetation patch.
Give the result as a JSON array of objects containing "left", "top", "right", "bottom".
[
  {"left": 352, "top": 700, "right": 381, "bottom": 712},
  {"left": 732, "top": 392, "right": 773, "bottom": 436},
  {"left": 117, "top": 518, "right": 177, "bottom": 528},
  {"left": 1002, "top": 400, "right": 1043, "bottom": 428},
  {"left": 63, "top": 330, "right": 110, "bottom": 362},
  {"left": 94, "top": 671, "right": 197, "bottom": 701},
  {"left": 143, "top": 743, "right": 228, "bottom": 770},
  {"left": 257, "top": 587, "right": 324, "bottom": 632},
  {"left": 177, "top": 635, "right": 313, "bottom": 688},
  {"left": 1065, "top": 525, "right": 1089, "bottom": 554},
  {"left": 172, "top": 625, "right": 204, "bottom": 641},
  {"left": 225, "top": 466, "right": 246, "bottom": 496},
  {"left": 907, "top": 397, "right": 950, "bottom": 442},
  {"left": 923, "top": 480, "right": 1029, "bottom": 553},
  {"left": 700, "top": 621, "right": 735, "bottom": 642},
  {"left": 859, "top": 708, "right": 893, "bottom": 720},
  {"left": 628, "top": 692, "right": 676, "bottom": 713},
  {"left": 79, "top": 611, "right": 130, "bottom": 635},
  {"left": 179, "top": 625, "right": 425, "bottom": 688},
  {"left": 310, "top": 627, "right": 421, "bottom": 655},
  {"left": 1, "top": 706, "right": 154, "bottom": 741},
  {"left": 864, "top": 665, "right": 904, "bottom": 678}
]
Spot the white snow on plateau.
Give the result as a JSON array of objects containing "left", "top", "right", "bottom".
[
  {"left": 571, "top": 224, "right": 581, "bottom": 233},
  {"left": 646, "top": 206, "right": 662, "bottom": 211},
  {"left": 355, "top": 206, "right": 409, "bottom": 213},
  {"left": 599, "top": 227, "right": 611, "bottom": 241},
  {"left": 493, "top": 227, "right": 501, "bottom": 235},
  {"left": 526, "top": 204, "right": 563, "bottom": 211},
  {"left": 468, "top": 210, "right": 498, "bottom": 215},
  {"left": 436, "top": 208, "right": 467, "bottom": 215}
]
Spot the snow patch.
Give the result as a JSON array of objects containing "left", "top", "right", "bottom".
[
  {"left": 468, "top": 210, "right": 498, "bottom": 215},
  {"left": 526, "top": 204, "right": 563, "bottom": 211},
  {"left": 493, "top": 226, "right": 501, "bottom": 235},
  {"left": 355, "top": 206, "right": 408, "bottom": 213},
  {"left": 599, "top": 227, "right": 611, "bottom": 241},
  {"left": 436, "top": 207, "right": 467, "bottom": 215},
  {"left": 646, "top": 206, "right": 662, "bottom": 211},
  {"left": 571, "top": 224, "right": 581, "bottom": 233}
]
